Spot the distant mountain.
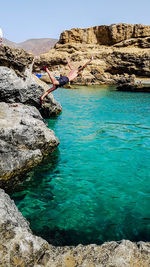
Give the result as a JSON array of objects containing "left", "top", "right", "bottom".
[
  {"left": 3, "top": 39, "right": 18, "bottom": 48},
  {"left": 3, "top": 38, "right": 58, "bottom": 56}
]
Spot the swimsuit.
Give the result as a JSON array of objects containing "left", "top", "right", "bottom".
[{"left": 56, "top": 76, "right": 69, "bottom": 88}]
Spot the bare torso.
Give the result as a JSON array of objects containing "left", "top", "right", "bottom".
[{"left": 67, "top": 69, "right": 78, "bottom": 81}]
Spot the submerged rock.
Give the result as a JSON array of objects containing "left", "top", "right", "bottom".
[
  {"left": 0, "top": 188, "right": 150, "bottom": 266},
  {"left": 0, "top": 102, "right": 59, "bottom": 188}
]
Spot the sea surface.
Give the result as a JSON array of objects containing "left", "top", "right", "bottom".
[{"left": 11, "top": 86, "right": 150, "bottom": 245}]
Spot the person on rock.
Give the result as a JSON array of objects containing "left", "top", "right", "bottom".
[{"left": 40, "top": 56, "right": 93, "bottom": 104}]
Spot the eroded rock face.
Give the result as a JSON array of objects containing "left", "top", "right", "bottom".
[
  {"left": 0, "top": 44, "right": 33, "bottom": 78},
  {"left": 0, "top": 103, "right": 59, "bottom": 188},
  {"left": 34, "top": 23, "right": 150, "bottom": 85},
  {"left": 0, "top": 188, "right": 150, "bottom": 266},
  {"left": 58, "top": 23, "right": 150, "bottom": 46}
]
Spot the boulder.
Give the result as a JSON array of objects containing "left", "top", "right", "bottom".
[
  {"left": 0, "top": 103, "right": 59, "bottom": 188},
  {"left": 0, "top": 66, "right": 62, "bottom": 117},
  {"left": 0, "top": 45, "right": 62, "bottom": 117},
  {"left": 0, "top": 188, "right": 150, "bottom": 266}
]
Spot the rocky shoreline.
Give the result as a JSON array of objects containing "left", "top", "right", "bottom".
[
  {"left": 0, "top": 45, "right": 62, "bottom": 189},
  {"left": 0, "top": 26, "right": 150, "bottom": 266},
  {"left": 1, "top": 188, "right": 150, "bottom": 266}
]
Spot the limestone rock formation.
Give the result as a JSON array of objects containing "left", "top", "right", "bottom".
[
  {"left": 34, "top": 23, "right": 150, "bottom": 86},
  {"left": 0, "top": 188, "right": 150, "bottom": 266},
  {"left": 0, "top": 103, "right": 59, "bottom": 188},
  {"left": 58, "top": 24, "right": 150, "bottom": 46}
]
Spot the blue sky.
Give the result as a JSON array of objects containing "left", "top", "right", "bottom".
[{"left": 1, "top": 0, "right": 150, "bottom": 42}]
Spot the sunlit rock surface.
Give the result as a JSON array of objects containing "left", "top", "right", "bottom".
[
  {"left": 34, "top": 23, "right": 150, "bottom": 86},
  {"left": 0, "top": 103, "right": 59, "bottom": 188}
]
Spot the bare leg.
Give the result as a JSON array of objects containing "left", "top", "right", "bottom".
[
  {"left": 40, "top": 85, "right": 57, "bottom": 104},
  {"left": 40, "top": 67, "right": 59, "bottom": 105},
  {"left": 46, "top": 68, "right": 59, "bottom": 85}
]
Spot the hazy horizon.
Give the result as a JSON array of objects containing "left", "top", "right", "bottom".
[{"left": 3, "top": 37, "right": 58, "bottom": 44}]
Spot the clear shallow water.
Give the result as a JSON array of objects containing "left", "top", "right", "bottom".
[{"left": 11, "top": 86, "right": 150, "bottom": 245}]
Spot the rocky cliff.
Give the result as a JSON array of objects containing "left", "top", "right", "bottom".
[
  {"left": 58, "top": 24, "right": 150, "bottom": 45},
  {"left": 0, "top": 45, "right": 61, "bottom": 187},
  {"left": 0, "top": 103, "right": 59, "bottom": 188},
  {"left": 0, "top": 45, "right": 62, "bottom": 117},
  {"left": 34, "top": 23, "right": 150, "bottom": 85}
]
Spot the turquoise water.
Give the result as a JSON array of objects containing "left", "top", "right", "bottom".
[{"left": 11, "top": 86, "right": 150, "bottom": 245}]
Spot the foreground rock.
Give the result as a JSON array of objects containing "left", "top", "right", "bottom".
[
  {"left": 0, "top": 45, "right": 62, "bottom": 117},
  {"left": 34, "top": 23, "right": 150, "bottom": 86},
  {"left": 0, "top": 66, "right": 62, "bottom": 118},
  {"left": 0, "top": 188, "right": 150, "bottom": 266},
  {"left": 0, "top": 188, "right": 51, "bottom": 266},
  {"left": 0, "top": 103, "right": 59, "bottom": 188}
]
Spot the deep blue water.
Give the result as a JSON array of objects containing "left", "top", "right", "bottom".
[{"left": 11, "top": 86, "right": 150, "bottom": 245}]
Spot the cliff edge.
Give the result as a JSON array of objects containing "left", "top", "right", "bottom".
[{"left": 0, "top": 45, "right": 61, "bottom": 187}]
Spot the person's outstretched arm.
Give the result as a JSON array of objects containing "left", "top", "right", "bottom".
[
  {"left": 67, "top": 57, "right": 73, "bottom": 70},
  {"left": 80, "top": 56, "right": 93, "bottom": 71}
]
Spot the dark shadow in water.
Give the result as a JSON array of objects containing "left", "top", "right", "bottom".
[
  {"left": 33, "top": 226, "right": 104, "bottom": 246},
  {"left": 10, "top": 148, "right": 60, "bottom": 195},
  {"left": 30, "top": 209, "right": 150, "bottom": 246},
  {"left": 32, "top": 221, "right": 150, "bottom": 247}
]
